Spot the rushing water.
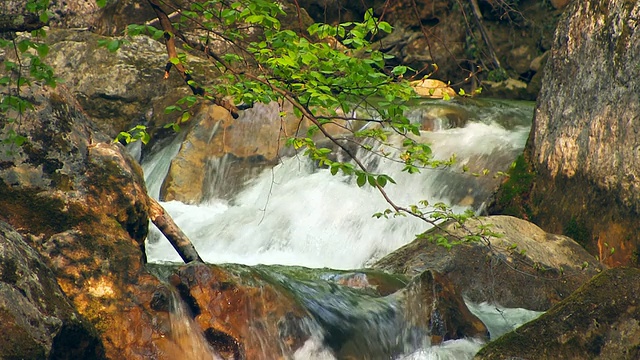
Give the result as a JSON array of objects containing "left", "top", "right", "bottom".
[
  {"left": 143, "top": 99, "right": 532, "bottom": 269},
  {"left": 140, "top": 99, "right": 539, "bottom": 359}
]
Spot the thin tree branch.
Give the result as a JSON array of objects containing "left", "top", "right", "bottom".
[
  {"left": 148, "top": 197, "right": 203, "bottom": 263},
  {"left": 146, "top": 0, "right": 240, "bottom": 118}
]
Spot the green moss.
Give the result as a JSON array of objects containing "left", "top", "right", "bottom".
[
  {"left": 0, "top": 257, "right": 19, "bottom": 284},
  {"left": 0, "top": 182, "right": 94, "bottom": 237},
  {"left": 563, "top": 217, "right": 591, "bottom": 248},
  {"left": 0, "top": 309, "right": 47, "bottom": 359},
  {"left": 493, "top": 154, "right": 535, "bottom": 218}
]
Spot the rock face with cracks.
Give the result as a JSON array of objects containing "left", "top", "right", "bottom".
[{"left": 490, "top": 0, "right": 640, "bottom": 267}]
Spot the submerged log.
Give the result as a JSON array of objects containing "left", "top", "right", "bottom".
[{"left": 148, "top": 197, "right": 203, "bottom": 263}]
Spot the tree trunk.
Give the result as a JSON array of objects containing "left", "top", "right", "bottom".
[{"left": 148, "top": 197, "right": 203, "bottom": 263}]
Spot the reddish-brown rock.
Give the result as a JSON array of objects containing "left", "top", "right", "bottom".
[
  {"left": 0, "top": 86, "right": 207, "bottom": 359},
  {"left": 169, "top": 262, "right": 312, "bottom": 360}
]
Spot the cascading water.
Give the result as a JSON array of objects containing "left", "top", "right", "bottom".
[
  {"left": 141, "top": 99, "right": 541, "bottom": 359},
  {"left": 143, "top": 99, "right": 532, "bottom": 269}
]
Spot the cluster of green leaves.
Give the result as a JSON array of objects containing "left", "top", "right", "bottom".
[
  {"left": 2, "top": 0, "right": 491, "bottom": 248},
  {"left": 0, "top": 0, "right": 56, "bottom": 150},
  {"left": 105, "top": 0, "right": 491, "bottom": 243}
]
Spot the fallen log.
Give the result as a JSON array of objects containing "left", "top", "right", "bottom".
[{"left": 148, "top": 196, "right": 203, "bottom": 263}]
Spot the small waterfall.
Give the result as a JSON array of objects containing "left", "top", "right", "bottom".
[
  {"left": 155, "top": 290, "right": 222, "bottom": 359},
  {"left": 141, "top": 99, "right": 537, "bottom": 359},
  {"left": 143, "top": 100, "right": 532, "bottom": 269}
]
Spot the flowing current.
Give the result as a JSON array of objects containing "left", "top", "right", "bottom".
[{"left": 140, "top": 99, "right": 540, "bottom": 359}]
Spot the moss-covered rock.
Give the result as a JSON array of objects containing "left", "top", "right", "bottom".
[
  {"left": 0, "top": 86, "right": 193, "bottom": 359},
  {"left": 475, "top": 267, "right": 640, "bottom": 359}
]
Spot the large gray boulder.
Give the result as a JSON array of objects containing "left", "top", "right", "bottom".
[
  {"left": 475, "top": 267, "right": 640, "bottom": 359},
  {"left": 374, "top": 215, "right": 603, "bottom": 311}
]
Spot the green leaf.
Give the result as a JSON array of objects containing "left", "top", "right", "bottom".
[
  {"left": 392, "top": 66, "right": 407, "bottom": 76},
  {"left": 367, "top": 175, "right": 376, "bottom": 187},
  {"left": 107, "top": 39, "right": 120, "bottom": 52},
  {"left": 17, "top": 40, "right": 30, "bottom": 53},
  {"left": 356, "top": 173, "right": 366, "bottom": 187},
  {"left": 164, "top": 105, "right": 182, "bottom": 114},
  {"left": 97, "top": 0, "right": 107, "bottom": 7},
  {"left": 36, "top": 44, "right": 49, "bottom": 58}
]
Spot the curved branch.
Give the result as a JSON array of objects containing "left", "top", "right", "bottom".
[{"left": 146, "top": 0, "right": 240, "bottom": 118}]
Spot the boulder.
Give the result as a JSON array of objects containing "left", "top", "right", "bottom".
[
  {"left": 159, "top": 101, "right": 354, "bottom": 203},
  {"left": 43, "top": 28, "right": 212, "bottom": 138},
  {"left": 475, "top": 267, "right": 640, "bottom": 359},
  {"left": 374, "top": 215, "right": 604, "bottom": 311},
  {"left": 0, "top": 86, "right": 204, "bottom": 359},
  {"left": 489, "top": 0, "right": 640, "bottom": 267},
  {"left": 400, "top": 270, "right": 488, "bottom": 345},
  {"left": 159, "top": 262, "right": 487, "bottom": 359},
  {"left": 160, "top": 103, "right": 294, "bottom": 202},
  {"left": 0, "top": 220, "right": 104, "bottom": 359},
  {"left": 167, "top": 262, "right": 314, "bottom": 360}
]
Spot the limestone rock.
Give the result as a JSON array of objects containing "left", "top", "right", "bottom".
[
  {"left": 0, "top": 221, "right": 104, "bottom": 359},
  {"left": 374, "top": 215, "right": 604, "bottom": 311},
  {"left": 43, "top": 29, "right": 208, "bottom": 138},
  {"left": 475, "top": 267, "right": 640, "bottom": 359}
]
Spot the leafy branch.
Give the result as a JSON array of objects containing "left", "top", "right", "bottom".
[{"left": 105, "top": 0, "right": 495, "bottom": 239}]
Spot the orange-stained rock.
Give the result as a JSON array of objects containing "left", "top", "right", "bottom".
[
  {"left": 549, "top": 0, "right": 570, "bottom": 9},
  {"left": 0, "top": 86, "right": 210, "bottom": 359},
  {"left": 0, "top": 220, "right": 104, "bottom": 359},
  {"left": 169, "top": 262, "right": 312, "bottom": 360},
  {"left": 410, "top": 78, "right": 457, "bottom": 99},
  {"left": 160, "top": 101, "right": 355, "bottom": 203}
]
